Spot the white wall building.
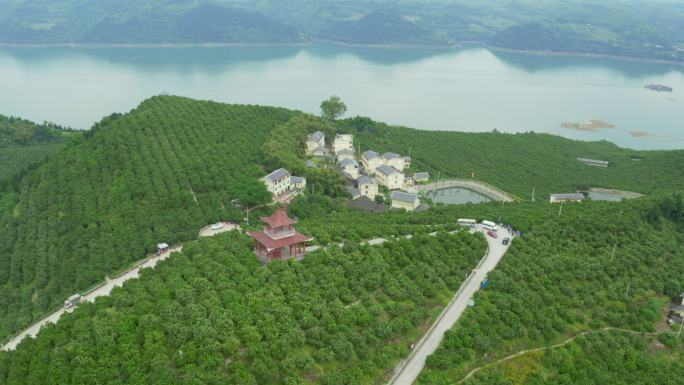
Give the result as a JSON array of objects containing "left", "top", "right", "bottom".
[
  {"left": 382, "top": 152, "right": 406, "bottom": 171},
  {"left": 306, "top": 131, "right": 325, "bottom": 155},
  {"left": 339, "top": 159, "right": 359, "bottom": 179},
  {"left": 391, "top": 191, "right": 420, "bottom": 212},
  {"left": 261, "top": 168, "right": 291, "bottom": 196},
  {"left": 336, "top": 148, "right": 355, "bottom": 162},
  {"left": 290, "top": 176, "right": 307, "bottom": 191},
  {"left": 261, "top": 169, "right": 306, "bottom": 197},
  {"left": 333, "top": 134, "right": 353, "bottom": 154},
  {"left": 357, "top": 175, "right": 378, "bottom": 200},
  {"left": 361, "top": 150, "right": 383, "bottom": 175},
  {"left": 375, "top": 165, "right": 404, "bottom": 190}
]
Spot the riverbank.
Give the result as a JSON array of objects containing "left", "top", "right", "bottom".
[{"left": 487, "top": 45, "right": 684, "bottom": 67}]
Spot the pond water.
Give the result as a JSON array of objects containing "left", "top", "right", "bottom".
[
  {"left": 428, "top": 187, "right": 492, "bottom": 205},
  {"left": 0, "top": 44, "right": 683, "bottom": 149}
]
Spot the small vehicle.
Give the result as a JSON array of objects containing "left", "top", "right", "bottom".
[
  {"left": 64, "top": 293, "right": 81, "bottom": 309},
  {"left": 487, "top": 230, "right": 498, "bottom": 238},
  {"left": 210, "top": 223, "right": 224, "bottom": 231},
  {"left": 502, "top": 237, "right": 510, "bottom": 245}
]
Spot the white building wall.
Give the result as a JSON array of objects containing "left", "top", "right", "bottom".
[
  {"left": 359, "top": 182, "right": 378, "bottom": 200},
  {"left": 333, "top": 135, "right": 353, "bottom": 154},
  {"left": 391, "top": 199, "right": 418, "bottom": 212}
]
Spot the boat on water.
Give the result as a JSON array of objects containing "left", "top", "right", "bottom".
[{"left": 644, "top": 84, "right": 673, "bottom": 92}]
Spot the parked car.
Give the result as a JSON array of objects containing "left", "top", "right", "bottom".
[
  {"left": 502, "top": 237, "right": 510, "bottom": 245},
  {"left": 210, "top": 223, "right": 224, "bottom": 231},
  {"left": 487, "top": 230, "right": 498, "bottom": 238}
]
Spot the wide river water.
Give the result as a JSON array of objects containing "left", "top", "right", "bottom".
[{"left": 1, "top": 44, "right": 683, "bottom": 150}]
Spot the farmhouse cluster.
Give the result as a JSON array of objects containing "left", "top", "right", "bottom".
[{"left": 307, "top": 131, "right": 429, "bottom": 212}]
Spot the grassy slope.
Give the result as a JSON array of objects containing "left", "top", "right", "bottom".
[{"left": 338, "top": 117, "right": 684, "bottom": 199}]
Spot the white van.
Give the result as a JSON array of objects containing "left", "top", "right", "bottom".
[{"left": 481, "top": 220, "right": 498, "bottom": 231}]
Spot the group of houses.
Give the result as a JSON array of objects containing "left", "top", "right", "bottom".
[{"left": 306, "top": 131, "right": 429, "bottom": 212}]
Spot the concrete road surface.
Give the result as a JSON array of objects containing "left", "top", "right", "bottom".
[
  {"left": 388, "top": 226, "right": 513, "bottom": 385},
  {"left": 1, "top": 246, "right": 182, "bottom": 351}
]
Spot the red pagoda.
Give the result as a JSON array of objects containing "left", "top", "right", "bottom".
[{"left": 247, "top": 208, "right": 313, "bottom": 263}]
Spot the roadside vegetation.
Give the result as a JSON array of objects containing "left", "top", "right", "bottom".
[
  {"left": 0, "top": 231, "right": 485, "bottom": 385},
  {"left": 417, "top": 194, "right": 684, "bottom": 384}
]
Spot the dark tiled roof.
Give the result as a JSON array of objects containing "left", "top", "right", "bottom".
[
  {"left": 264, "top": 168, "right": 289, "bottom": 182},
  {"left": 362, "top": 150, "right": 379, "bottom": 160},
  {"left": 382, "top": 152, "right": 400, "bottom": 160},
  {"left": 308, "top": 131, "right": 324, "bottom": 142},
  {"left": 347, "top": 196, "right": 387, "bottom": 213},
  {"left": 392, "top": 191, "right": 419, "bottom": 204},
  {"left": 357, "top": 175, "right": 375, "bottom": 185},
  {"left": 551, "top": 193, "right": 584, "bottom": 200},
  {"left": 376, "top": 164, "right": 398, "bottom": 176}
]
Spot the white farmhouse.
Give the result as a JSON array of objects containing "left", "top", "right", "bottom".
[
  {"left": 339, "top": 159, "right": 359, "bottom": 179},
  {"left": 361, "top": 150, "right": 383, "bottom": 175},
  {"left": 391, "top": 191, "right": 420, "bottom": 212},
  {"left": 375, "top": 165, "right": 404, "bottom": 190},
  {"left": 413, "top": 172, "right": 430, "bottom": 183},
  {"left": 336, "top": 148, "right": 355, "bottom": 162},
  {"left": 261, "top": 169, "right": 307, "bottom": 197},
  {"left": 261, "top": 168, "right": 292, "bottom": 196},
  {"left": 306, "top": 131, "right": 325, "bottom": 155},
  {"left": 357, "top": 175, "right": 378, "bottom": 200},
  {"left": 290, "top": 176, "right": 307, "bottom": 191},
  {"left": 333, "top": 134, "right": 354, "bottom": 154},
  {"left": 382, "top": 152, "right": 406, "bottom": 171},
  {"left": 403, "top": 156, "right": 412, "bottom": 169}
]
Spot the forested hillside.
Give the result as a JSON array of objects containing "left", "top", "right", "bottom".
[
  {"left": 337, "top": 117, "right": 684, "bottom": 199},
  {"left": 0, "top": 115, "right": 73, "bottom": 186},
  {"left": 2, "top": 96, "right": 684, "bottom": 345},
  {"left": 1, "top": 0, "right": 683, "bottom": 62},
  {"left": 0, "top": 230, "right": 485, "bottom": 385},
  {"left": 0, "top": 96, "right": 297, "bottom": 341},
  {"left": 417, "top": 195, "right": 684, "bottom": 384}
]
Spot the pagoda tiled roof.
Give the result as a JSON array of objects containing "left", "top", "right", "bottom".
[
  {"left": 260, "top": 208, "right": 297, "bottom": 228},
  {"left": 247, "top": 230, "right": 313, "bottom": 251}
]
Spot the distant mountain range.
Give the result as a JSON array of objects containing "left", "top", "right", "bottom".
[{"left": 0, "top": 0, "right": 683, "bottom": 62}]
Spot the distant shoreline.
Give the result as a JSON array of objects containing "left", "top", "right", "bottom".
[
  {"left": 486, "top": 46, "right": 684, "bottom": 66},
  {"left": 1, "top": 41, "right": 682, "bottom": 66}
]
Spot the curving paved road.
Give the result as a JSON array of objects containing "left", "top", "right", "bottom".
[
  {"left": 388, "top": 226, "right": 513, "bottom": 385},
  {"left": 1, "top": 246, "right": 182, "bottom": 352}
]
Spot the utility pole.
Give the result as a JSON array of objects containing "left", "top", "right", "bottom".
[
  {"left": 678, "top": 317, "right": 683, "bottom": 339},
  {"left": 531, "top": 187, "right": 536, "bottom": 202},
  {"left": 610, "top": 244, "right": 617, "bottom": 263},
  {"left": 558, "top": 201, "right": 564, "bottom": 217},
  {"left": 625, "top": 281, "right": 631, "bottom": 296}
]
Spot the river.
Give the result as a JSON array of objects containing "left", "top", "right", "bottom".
[{"left": 1, "top": 44, "right": 682, "bottom": 150}]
